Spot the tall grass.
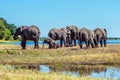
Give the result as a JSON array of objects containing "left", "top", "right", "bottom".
[{"left": 0, "top": 65, "right": 100, "bottom": 80}]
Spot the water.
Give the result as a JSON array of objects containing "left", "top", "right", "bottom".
[
  {"left": 39, "top": 65, "right": 120, "bottom": 79},
  {"left": 0, "top": 40, "right": 120, "bottom": 45},
  {"left": 90, "top": 68, "right": 120, "bottom": 79}
]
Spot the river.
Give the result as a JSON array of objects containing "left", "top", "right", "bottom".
[
  {"left": 0, "top": 40, "right": 120, "bottom": 45},
  {"left": 39, "top": 65, "right": 120, "bottom": 79}
]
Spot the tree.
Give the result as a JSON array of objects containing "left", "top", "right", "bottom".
[
  {"left": 0, "top": 17, "right": 17, "bottom": 40},
  {"left": 4, "top": 29, "right": 11, "bottom": 40},
  {"left": 0, "top": 20, "right": 6, "bottom": 39}
]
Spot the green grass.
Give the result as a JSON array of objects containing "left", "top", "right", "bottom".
[
  {"left": 0, "top": 44, "right": 120, "bottom": 66},
  {"left": 0, "top": 44, "right": 119, "bottom": 80}
]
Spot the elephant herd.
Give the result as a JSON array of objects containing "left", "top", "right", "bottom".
[{"left": 13, "top": 25, "right": 107, "bottom": 49}]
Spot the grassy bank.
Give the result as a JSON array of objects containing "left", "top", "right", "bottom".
[
  {"left": 0, "top": 44, "right": 120, "bottom": 66},
  {"left": 0, "top": 65, "right": 100, "bottom": 80},
  {"left": 0, "top": 44, "right": 119, "bottom": 80}
]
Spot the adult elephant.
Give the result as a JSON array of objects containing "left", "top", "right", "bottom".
[
  {"left": 66, "top": 26, "right": 79, "bottom": 46},
  {"left": 78, "top": 28, "right": 95, "bottom": 49},
  {"left": 48, "top": 28, "right": 68, "bottom": 47},
  {"left": 94, "top": 28, "right": 107, "bottom": 47},
  {"left": 13, "top": 25, "right": 40, "bottom": 49},
  {"left": 61, "top": 28, "right": 71, "bottom": 45}
]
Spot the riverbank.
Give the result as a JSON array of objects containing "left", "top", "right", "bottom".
[
  {"left": 0, "top": 44, "right": 120, "bottom": 66},
  {"left": 0, "top": 44, "right": 120, "bottom": 79}
]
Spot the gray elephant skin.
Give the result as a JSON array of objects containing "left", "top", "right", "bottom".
[
  {"left": 78, "top": 28, "right": 95, "bottom": 49},
  {"left": 94, "top": 28, "right": 107, "bottom": 47},
  {"left": 67, "top": 26, "right": 79, "bottom": 46},
  {"left": 43, "top": 38, "right": 59, "bottom": 49},
  {"left": 61, "top": 28, "right": 71, "bottom": 45},
  {"left": 13, "top": 25, "right": 40, "bottom": 49},
  {"left": 48, "top": 28, "right": 70, "bottom": 47}
]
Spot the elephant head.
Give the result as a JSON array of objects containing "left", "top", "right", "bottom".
[
  {"left": 13, "top": 26, "right": 26, "bottom": 40},
  {"left": 42, "top": 38, "right": 52, "bottom": 48}
]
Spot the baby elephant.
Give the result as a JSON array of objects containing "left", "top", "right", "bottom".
[{"left": 43, "top": 38, "right": 59, "bottom": 49}]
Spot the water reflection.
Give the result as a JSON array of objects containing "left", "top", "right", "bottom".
[
  {"left": 90, "top": 68, "right": 120, "bottom": 79},
  {"left": 39, "top": 65, "right": 50, "bottom": 73},
  {"left": 39, "top": 65, "right": 120, "bottom": 79}
]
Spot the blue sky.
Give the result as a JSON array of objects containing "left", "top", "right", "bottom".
[{"left": 0, "top": 0, "right": 120, "bottom": 37}]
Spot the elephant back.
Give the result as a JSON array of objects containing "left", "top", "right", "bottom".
[
  {"left": 31, "top": 25, "right": 40, "bottom": 34},
  {"left": 67, "top": 25, "right": 79, "bottom": 39},
  {"left": 94, "top": 28, "right": 107, "bottom": 37},
  {"left": 79, "top": 28, "right": 90, "bottom": 39}
]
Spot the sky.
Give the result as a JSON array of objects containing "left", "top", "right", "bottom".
[{"left": 0, "top": 0, "right": 120, "bottom": 37}]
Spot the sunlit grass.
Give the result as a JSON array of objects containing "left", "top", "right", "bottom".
[
  {"left": 0, "top": 44, "right": 120, "bottom": 66},
  {"left": 0, "top": 44, "right": 119, "bottom": 80}
]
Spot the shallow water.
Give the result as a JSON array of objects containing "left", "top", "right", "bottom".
[
  {"left": 0, "top": 40, "right": 120, "bottom": 45},
  {"left": 39, "top": 65, "right": 120, "bottom": 79}
]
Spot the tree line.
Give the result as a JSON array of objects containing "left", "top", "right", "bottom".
[{"left": 0, "top": 17, "right": 16, "bottom": 40}]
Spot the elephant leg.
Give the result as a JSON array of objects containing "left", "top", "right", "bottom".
[
  {"left": 60, "top": 40, "right": 62, "bottom": 47},
  {"left": 36, "top": 39, "right": 39, "bottom": 49},
  {"left": 104, "top": 38, "right": 107, "bottom": 47},
  {"left": 34, "top": 38, "right": 39, "bottom": 49},
  {"left": 21, "top": 39, "right": 26, "bottom": 49},
  {"left": 49, "top": 44, "right": 52, "bottom": 49},
  {"left": 94, "top": 39, "right": 98, "bottom": 47},
  {"left": 79, "top": 41, "right": 82, "bottom": 49},
  {"left": 63, "top": 38, "right": 66, "bottom": 47},
  {"left": 85, "top": 40, "right": 89, "bottom": 48},
  {"left": 66, "top": 38, "right": 68, "bottom": 45},
  {"left": 54, "top": 43, "right": 57, "bottom": 48},
  {"left": 100, "top": 40, "right": 103, "bottom": 47},
  {"left": 34, "top": 41, "right": 37, "bottom": 49},
  {"left": 91, "top": 42, "right": 95, "bottom": 48},
  {"left": 90, "top": 39, "right": 95, "bottom": 48},
  {"left": 70, "top": 39, "right": 73, "bottom": 45},
  {"left": 74, "top": 39, "right": 76, "bottom": 46},
  {"left": 36, "top": 41, "right": 39, "bottom": 49},
  {"left": 88, "top": 41, "right": 90, "bottom": 48},
  {"left": 74, "top": 36, "right": 76, "bottom": 46},
  {"left": 68, "top": 37, "right": 71, "bottom": 46}
]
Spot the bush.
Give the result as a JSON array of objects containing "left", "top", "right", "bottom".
[{"left": 4, "top": 35, "right": 11, "bottom": 40}]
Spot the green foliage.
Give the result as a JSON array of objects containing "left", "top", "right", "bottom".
[
  {"left": 4, "top": 29, "right": 11, "bottom": 40},
  {"left": 108, "top": 37, "right": 120, "bottom": 40},
  {"left": 0, "top": 19, "right": 6, "bottom": 39},
  {"left": 40, "top": 37, "right": 46, "bottom": 41},
  {"left": 0, "top": 17, "right": 17, "bottom": 40}
]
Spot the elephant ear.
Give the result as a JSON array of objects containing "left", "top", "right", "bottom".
[
  {"left": 104, "top": 29, "right": 107, "bottom": 34},
  {"left": 20, "top": 26, "right": 26, "bottom": 32}
]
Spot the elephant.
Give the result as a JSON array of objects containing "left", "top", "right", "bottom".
[
  {"left": 48, "top": 28, "right": 68, "bottom": 47},
  {"left": 61, "top": 28, "right": 71, "bottom": 45},
  {"left": 42, "top": 38, "right": 59, "bottom": 49},
  {"left": 78, "top": 28, "right": 95, "bottom": 49},
  {"left": 66, "top": 25, "right": 79, "bottom": 46},
  {"left": 94, "top": 28, "right": 107, "bottom": 47},
  {"left": 13, "top": 25, "right": 40, "bottom": 49}
]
